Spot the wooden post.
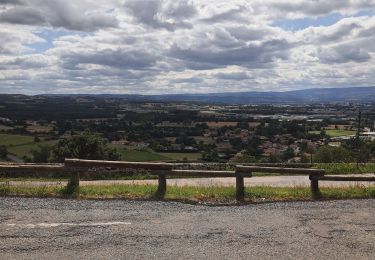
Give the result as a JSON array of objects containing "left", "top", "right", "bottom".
[
  {"left": 310, "top": 175, "right": 321, "bottom": 200},
  {"left": 155, "top": 174, "right": 166, "bottom": 199},
  {"left": 235, "top": 171, "right": 245, "bottom": 203},
  {"left": 66, "top": 169, "right": 80, "bottom": 194}
]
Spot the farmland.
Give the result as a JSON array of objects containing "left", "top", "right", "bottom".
[
  {"left": 111, "top": 145, "right": 201, "bottom": 162},
  {"left": 309, "top": 129, "right": 356, "bottom": 137},
  {"left": 0, "top": 134, "right": 57, "bottom": 159}
]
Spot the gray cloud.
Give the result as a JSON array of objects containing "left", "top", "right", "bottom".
[
  {"left": 214, "top": 72, "right": 250, "bottom": 80},
  {"left": 200, "top": 5, "right": 248, "bottom": 23},
  {"left": 318, "top": 44, "right": 371, "bottom": 63},
  {"left": 60, "top": 48, "right": 157, "bottom": 70},
  {"left": 0, "top": 0, "right": 24, "bottom": 5},
  {"left": 170, "top": 39, "right": 291, "bottom": 69},
  {"left": 0, "top": 6, "right": 45, "bottom": 25},
  {"left": 267, "top": 0, "right": 375, "bottom": 17},
  {"left": 0, "top": 0, "right": 375, "bottom": 94},
  {"left": 124, "top": 0, "right": 196, "bottom": 31},
  {"left": 0, "top": 0, "right": 118, "bottom": 31}
]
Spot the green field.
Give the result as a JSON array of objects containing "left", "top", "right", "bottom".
[
  {"left": 0, "top": 134, "right": 57, "bottom": 159},
  {"left": 7, "top": 140, "right": 57, "bottom": 158},
  {"left": 155, "top": 152, "right": 201, "bottom": 161},
  {"left": 111, "top": 144, "right": 201, "bottom": 162},
  {"left": 0, "top": 134, "right": 34, "bottom": 146},
  {"left": 309, "top": 129, "right": 356, "bottom": 137}
]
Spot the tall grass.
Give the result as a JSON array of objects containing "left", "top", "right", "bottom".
[
  {"left": 1, "top": 183, "right": 374, "bottom": 203},
  {"left": 314, "top": 163, "right": 375, "bottom": 175}
]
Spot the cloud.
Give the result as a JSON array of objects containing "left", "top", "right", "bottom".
[
  {"left": 0, "top": 27, "right": 44, "bottom": 54},
  {"left": 0, "top": 0, "right": 118, "bottom": 31},
  {"left": 0, "top": 0, "right": 24, "bottom": 5},
  {"left": 169, "top": 38, "right": 292, "bottom": 69},
  {"left": 214, "top": 71, "right": 250, "bottom": 80},
  {"left": 60, "top": 48, "right": 158, "bottom": 70},
  {"left": 124, "top": 0, "right": 196, "bottom": 31},
  {"left": 318, "top": 44, "right": 371, "bottom": 63},
  {"left": 0, "top": 6, "right": 45, "bottom": 25},
  {"left": 256, "top": 0, "right": 375, "bottom": 18},
  {"left": 0, "top": 0, "right": 375, "bottom": 94}
]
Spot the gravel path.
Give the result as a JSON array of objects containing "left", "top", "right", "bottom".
[
  {"left": 0, "top": 197, "right": 374, "bottom": 259},
  {"left": 4, "top": 174, "right": 375, "bottom": 187}
]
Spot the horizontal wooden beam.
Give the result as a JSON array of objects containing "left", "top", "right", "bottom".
[
  {"left": 317, "top": 176, "right": 375, "bottom": 182},
  {"left": 0, "top": 164, "right": 67, "bottom": 173},
  {"left": 168, "top": 169, "right": 237, "bottom": 177},
  {"left": 64, "top": 158, "right": 173, "bottom": 171},
  {"left": 236, "top": 165, "right": 325, "bottom": 175}
]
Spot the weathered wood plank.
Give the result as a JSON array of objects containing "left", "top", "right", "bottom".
[
  {"left": 168, "top": 169, "right": 236, "bottom": 177},
  {"left": 236, "top": 166, "right": 325, "bottom": 176},
  {"left": 0, "top": 164, "right": 67, "bottom": 174},
  {"left": 318, "top": 176, "right": 375, "bottom": 182},
  {"left": 155, "top": 175, "right": 167, "bottom": 199},
  {"left": 64, "top": 158, "right": 173, "bottom": 171},
  {"left": 235, "top": 169, "right": 246, "bottom": 202}
]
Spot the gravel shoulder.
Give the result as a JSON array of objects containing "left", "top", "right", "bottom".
[
  {"left": 0, "top": 197, "right": 374, "bottom": 259},
  {"left": 3, "top": 174, "right": 375, "bottom": 188}
]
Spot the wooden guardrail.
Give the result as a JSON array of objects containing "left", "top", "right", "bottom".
[
  {"left": 2, "top": 159, "right": 374, "bottom": 202},
  {"left": 0, "top": 159, "right": 325, "bottom": 202},
  {"left": 236, "top": 166, "right": 325, "bottom": 200}
]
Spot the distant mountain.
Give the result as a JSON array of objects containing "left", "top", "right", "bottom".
[{"left": 42, "top": 86, "right": 375, "bottom": 104}]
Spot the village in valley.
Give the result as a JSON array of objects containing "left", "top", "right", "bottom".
[{"left": 1, "top": 94, "right": 375, "bottom": 164}]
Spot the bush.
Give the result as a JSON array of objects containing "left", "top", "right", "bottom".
[
  {"left": 31, "top": 145, "right": 51, "bottom": 163},
  {"left": 50, "top": 131, "right": 121, "bottom": 162},
  {"left": 314, "top": 145, "right": 354, "bottom": 163},
  {"left": 0, "top": 145, "right": 7, "bottom": 158}
]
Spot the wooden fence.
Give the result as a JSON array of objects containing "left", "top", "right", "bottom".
[{"left": 1, "top": 158, "right": 375, "bottom": 202}]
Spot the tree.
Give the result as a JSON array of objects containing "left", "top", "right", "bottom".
[
  {"left": 314, "top": 146, "right": 353, "bottom": 163},
  {"left": 282, "top": 147, "right": 295, "bottom": 161},
  {"left": 50, "top": 131, "right": 121, "bottom": 162},
  {"left": 0, "top": 145, "right": 7, "bottom": 158},
  {"left": 201, "top": 145, "right": 219, "bottom": 162},
  {"left": 31, "top": 145, "right": 51, "bottom": 163}
]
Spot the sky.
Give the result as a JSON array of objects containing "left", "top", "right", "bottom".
[{"left": 0, "top": 0, "right": 374, "bottom": 95}]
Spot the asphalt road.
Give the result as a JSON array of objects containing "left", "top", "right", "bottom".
[
  {"left": 5, "top": 174, "right": 375, "bottom": 188},
  {"left": 0, "top": 198, "right": 374, "bottom": 260}
]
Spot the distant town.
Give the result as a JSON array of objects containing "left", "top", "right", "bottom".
[{"left": 0, "top": 94, "right": 374, "bottom": 164}]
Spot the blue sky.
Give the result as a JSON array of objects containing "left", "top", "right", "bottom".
[{"left": 0, "top": 0, "right": 374, "bottom": 94}]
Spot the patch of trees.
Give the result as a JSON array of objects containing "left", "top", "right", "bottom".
[{"left": 28, "top": 132, "right": 121, "bottom": 163}]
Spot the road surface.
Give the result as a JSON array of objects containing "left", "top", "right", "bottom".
[
  {"left": 0, "top": 197, "right": 374, "bottom": 259},
  {"left": 4, "top": 174, "right": 375, "bottom": 188}
]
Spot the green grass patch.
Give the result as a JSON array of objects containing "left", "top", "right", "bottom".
[
  {"left": 309, "top": 129, "right": 356, "bottom": 137},
  {"left": 111, "top": 145, "right": 201, "bottom": 162},
  {"left": 314, "top": 163, "right": 375, "bottom": 174},
  {"left": 155, "top": 152, "right": 201, "bottom": 161},
  {"left": 7, "top": 140, "right": 57, "bottom": 158},
  {"left": 116, "top": 148, "right": 169, "bottom": 161},
  {"left": 0, "top": 134, "right": 34, "bottom": 146},
  {"left": 1, "top": 183, "right": 374, "bottom": 203},
  {"left": 0, "top": 133, "right": 58, "bottom": 159}
]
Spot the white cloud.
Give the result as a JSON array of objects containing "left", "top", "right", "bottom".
[{"left": 0, "top": 0, "right": 374, "bottom": 94}]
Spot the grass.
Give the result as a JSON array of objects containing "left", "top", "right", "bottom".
[
  {"left": 314, "top": 163, "right": 375, "bottom": 175},
  {"left": 115, "top": 148, "right": 169, "bottom": 161},
  {"left": 0, "top": 125, "right": 13, "bottom": 131},
  {"left": 155, "top": 152, "right": 201, "bottom": 161},
  {"left": 7, "top": 140, "right": 57, "bottom": 158},
  {"left": 0, "top": 133, "right": 34, "bottom": 146},
  {"left": 309, "top": 129, "right": 356, "bottom": 137},
  {"left": 111, "top": 145, "right": 201, "bottom": 162},
  {"left": 1, "top": 183, "right": 374, "bottom": 203},
  {"left": 26, "top": 124, "right": 53, "bottom": 133},
  {"left": 0, "top": 133, "right": 57, "bottom": 159}
]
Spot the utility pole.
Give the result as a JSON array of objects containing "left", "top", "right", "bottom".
[{"left": 356, "top": 110, "right": 361, "bottom": 167}]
